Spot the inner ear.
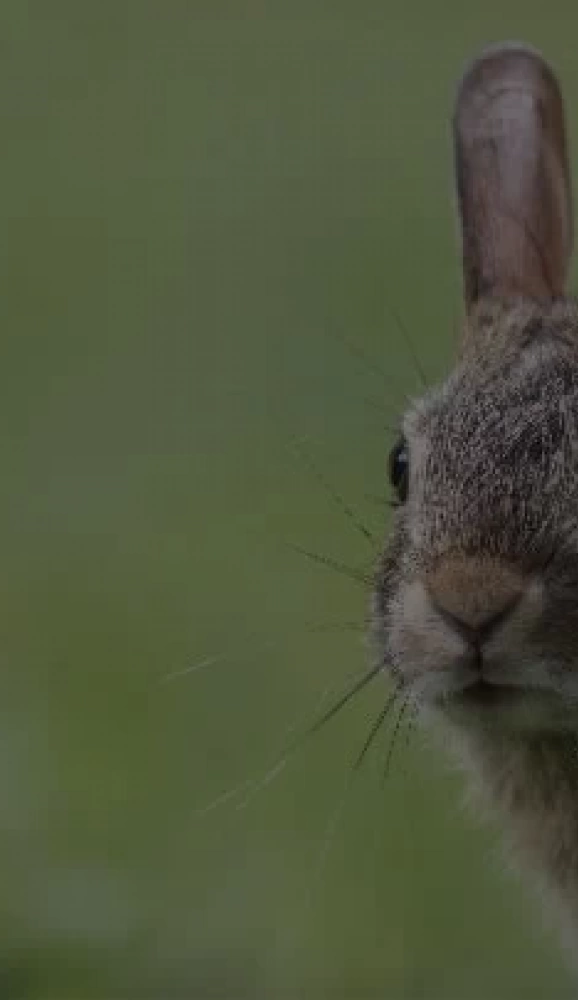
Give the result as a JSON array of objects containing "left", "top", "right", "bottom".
[{"left": 453, "top": 44, "right": 573, "bottom": 311}]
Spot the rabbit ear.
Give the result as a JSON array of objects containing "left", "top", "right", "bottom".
[{"left": 454, "top": 44, "right": 573, "bottom": 310}]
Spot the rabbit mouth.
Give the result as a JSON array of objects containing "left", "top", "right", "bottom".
[
  {"left": 438, "top": 676, "right": 569, "bottom": 730},
  {"left": 430, "top": 672, "right": 545, "bottom": 714},
  {"left": 452, "top": 679, "right": 525, "bottom": 707}
]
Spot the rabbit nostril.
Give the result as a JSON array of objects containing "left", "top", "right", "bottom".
[{"left": 429, "top": 592, "right": 522, "bottom": 647}]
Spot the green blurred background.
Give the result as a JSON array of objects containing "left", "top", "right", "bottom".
[{"left": 2, "top": 1, "right": 578, "bottom": 997}]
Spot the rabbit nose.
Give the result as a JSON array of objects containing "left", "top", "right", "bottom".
[
  {"left": 429, "top": 592, "right": 522, "bottom": 648},
  {"left": 425, "top": 556, "right": 525, "bottom": 648}
]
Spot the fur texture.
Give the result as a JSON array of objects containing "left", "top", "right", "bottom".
[{"left": 374, "top": 44, "right": 578, "bottom": 955}]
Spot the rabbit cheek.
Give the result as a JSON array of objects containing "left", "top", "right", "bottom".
[{"left": 388, "top": 578, "right": 473, "bottom": 694}]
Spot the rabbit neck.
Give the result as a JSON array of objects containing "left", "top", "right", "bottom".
[{"left": 463, "top": 729, "right": 578, "bottom": 944}]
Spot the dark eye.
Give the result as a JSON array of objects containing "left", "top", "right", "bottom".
[{"left": 388, "top": 438, "right": 409, "bottom": 503}]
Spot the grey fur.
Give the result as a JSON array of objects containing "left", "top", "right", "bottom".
[{"left": 374, "top": 44, "right": 578, "bottom": 955}]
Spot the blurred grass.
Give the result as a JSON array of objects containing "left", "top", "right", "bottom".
[{"left": 1, "top": 1, "right": 578, "bottom": 997}]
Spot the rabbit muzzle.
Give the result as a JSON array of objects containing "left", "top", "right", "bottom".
[{"left": 387, "top": 554, "right": 578, "bottom": 730}]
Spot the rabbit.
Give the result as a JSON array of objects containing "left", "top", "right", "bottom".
[{"left": 373, "top": 42, "right": 578, "bottom": 960}]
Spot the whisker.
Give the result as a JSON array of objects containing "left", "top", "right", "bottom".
[
  {"left": 323, "top": 325, "right": 396, "bottom": 387},
  {"left": 381, "top": 690, "right": 413, "bottom": 785},
  {"left": 307, "top": 663, "right": 383, "bottom": 739},
  {"left": 159, "top": 654, "right": 222, "bottom": 684},
  {"left": 159, "top": 616, "right": 368, "bottom": 685},
  {"left": 361, "top": 394, "right": 402, "bottom": 425},
  {"left": 300, "top": 685, "right": 400, "bottom": 921},
  {"left": 306, "top": 389, "right": 401, "bottom": 429},
  {"left": 285, "top": 542, "right": 372, "bottom": 588},
  {"left": 398, "top": 698, "right": 420, "bottom": 778},
  {"left": 353, "top": 685, "right": 401, "bottom": 772},
  {"left": 235, "top": 758, "right": 291, "bottom": 811},
  {"left": 385, "top": 303, "right": 428, "bottom": 388},
  {"left": 195, "top": 661, "right": 384, "bottom": 818},
  {"left": 289, "top": 436, "right": 375, "bottom": 546},
  {"left": 301, "top": 769, "right": 356, "bottom": 920},
  {"left": 196, "top": 747, "right": 299, "bottom": 819},
  {"left": 196, "top": 776, "right": 255, "bottom": 818},
  {"left": 284, "top": 684, "right": 335, "bottom": 737},
  {"left": 235, "top": 664, "right": 385, "bottom": 811}
]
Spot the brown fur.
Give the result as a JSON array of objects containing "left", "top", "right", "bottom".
[{"left": 374, "top": 44, "right": 578, "bottom": 957}]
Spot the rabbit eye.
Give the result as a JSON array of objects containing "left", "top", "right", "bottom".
[{"left": 388, "top": 438, "right": 409, "bottom": 503}]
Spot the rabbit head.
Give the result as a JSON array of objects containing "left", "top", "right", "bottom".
[{"left": 374, "top": 44, "right": 578, "bottom": 734}]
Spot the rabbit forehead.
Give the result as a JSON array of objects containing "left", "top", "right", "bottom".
[
  {"left": 401, "top": 303, "right": 578, "bottom": 562},
  {"left": 405, "top": 299, "right": 578, "bottom": 440}
]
